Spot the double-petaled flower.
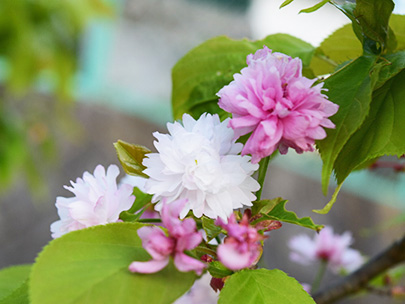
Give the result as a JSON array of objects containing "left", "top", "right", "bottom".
[
  {"left": 51, "top": 165, "right": 134, "bottom": 238},
  {"left": 217, "top": 46, "right": 339, "bottom": 163},
  {"left": 143, "top": 113, "right": 260, "bottom": 221}
]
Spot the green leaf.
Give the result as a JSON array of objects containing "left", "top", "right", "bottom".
[
  {"left": 130, "top": 187, "right": 153, "bottom": 213},
  {"left": 279, "top": 0, "right": 294, "bottom": 9},
  {"left": 332, "top": 1, "right": 396, "bottom": 54},
  {"left": 172, "top": 34, "right": 315, "bottom": 120},
  {"left": 219, "top": 269, "right": 315, "bottom": 304},
  {"left": 332, "top": 2, "right": 362, "bottom": 42},
  {"left": 375, "top": 51, "right": 405, "bottom": 89},
  {"left": 208, "top": 261, "right": 233, "bottom": 279},
  {"left": 119, "top": 187, "right": 153, "bottom": 222},
  {"left": 30, "top": 223, "right": 196, "bottom": 304},
  {"left": 0, "top": 265, "right": 31, "bottom": 304},
  {"left": 317, "top": 55, "right": 378, "bottom": 193},
  {"left": 333, "top": 69, "right": 405, "bottom": 184},
  {"left": 251, "top": 199, "right": 279, "bottom": 215},
  {"left": 333, "top": 0, "right": 395, "bottom": 54},
  {"left": 202, "top": 216, "right": 222, "bottom": 242},
  {"left": 390, "top": 14, "right": 405, "bottom": 51},
  {"left": 313, "top": 183, "right": 343, "bottom": 214},
  {"left": 299, "top": 0, "right": 330, "bottom": 14},
  {"left": 354, "top": 0, "right": 395, "bottom": 52},
  {"left": 114, "top": 140, "right": 151, "bottom": 178},
  {"left": 310, "top": 23, "right": 362, "bottom": 76},
  {"left": 258, "top": 198, "right": 323, "bottom": 232}
]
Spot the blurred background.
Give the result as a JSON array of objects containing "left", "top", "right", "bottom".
[{"left": 0, "top": 0, "right": 404, "bottom": 303}]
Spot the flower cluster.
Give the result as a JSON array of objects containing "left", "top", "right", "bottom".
[
  {"left": 288, "top": 226, "right": 364, "bottom": 273},
  {"left": 217, "top": 46, "right": 339, "bottom": 163},
  {"left": 49, "top": 47, "right": 341, "bottom": 283},
  {"left": 143, "top": 113, "right": 260, "bottom": 221},
  {"left": 216, "top": 213, "right": 265, "bottom": 270},
  {"left": 129, "top": 199, "right": 205, "bottom": 275},
  {"left": 50, "top": 165, "right": 134, "bottom": 238}
]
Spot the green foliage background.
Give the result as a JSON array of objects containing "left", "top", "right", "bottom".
[{"left": 0, "top": 0, "right": 111, "bottom": 194}]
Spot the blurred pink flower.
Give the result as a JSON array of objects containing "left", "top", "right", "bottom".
[
  {"left": 215, "top": 213, "right": 264, "bottom": 270},
  {"left": 288, "top": 226, "right": 364, "bottom": 273},
  {"left": 50, "top": 164, "right": 134, "bottom": 238},
  {"left": 129, "top": 199, "right": 205, "bottom": 275},
  {"left": 217, "top": 46, "right": 338, "bottom": 163}
]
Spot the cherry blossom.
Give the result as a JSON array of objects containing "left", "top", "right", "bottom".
[
  {"left": 50, "top": 164, "right": 134, "bottom": 238},
  {"left": 143, "top": 113, "right": 260, "bottom": 221},
  {"left": 129, "top": 199, "right": 205, "bottom": 275},
  {"left": 288, "top": 226, "right": 364, "bottom": 273},
  {"left": 217, "top": 46, "right": 338, "bottom": 163},
  {"left": 215, "top": 213, "right": 265, "bottom": 270}
]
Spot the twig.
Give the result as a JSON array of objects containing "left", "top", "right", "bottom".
[
  {"left": 313, "top": 234, "right": 405, "bottom": 304},
  {"left": 364, "top": 285, "right": 392, "bottom": 297}
]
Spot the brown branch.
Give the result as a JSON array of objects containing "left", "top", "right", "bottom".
[{"left": 313, "top": 234, "right": 405, "bottom": 304}]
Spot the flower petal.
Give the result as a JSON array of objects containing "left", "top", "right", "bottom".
[
  {"left": 217, "top": 242, "right": 254, "bottom": 271},
  {"left": 174, "top": 253, "right": 206, "bottom": 275},
  {"left": 128, "top": 258, "right": 169, "bottom": 274}
]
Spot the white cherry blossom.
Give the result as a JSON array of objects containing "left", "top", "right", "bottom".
[{"left": 143, "top": 113, "right": 260, "bottom": 221}]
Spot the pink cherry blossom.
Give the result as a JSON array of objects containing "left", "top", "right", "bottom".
[
  {"left": 129, "top": 199, "right": 206, "bottom": 275},
  {"left": 217, "top": 46, "right": 339, "bottom": 163},
  {"left": 50, "top": 164, "right": 134, "bottom": 238},
  {"left": 288, "top": 226, "right": 364, "bottom": 273},
  {"left": 215, "top": 213, "right": 265, "bottom": 270}
]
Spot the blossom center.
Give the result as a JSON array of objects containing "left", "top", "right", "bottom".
[{"left": 182, "top": 148, "right": 221, "bottom": 192}]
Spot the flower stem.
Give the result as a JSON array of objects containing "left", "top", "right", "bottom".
[
  {"left": 137, "top": 218, "right": 162, "bottom": 223},
  {"left": 312, "top": 260, "right": 328, "bottom": 293},
  {"left": 195, "top": 246, "right": 217, "bottom": 258},
  {"left": 255, "top": 156, "right": 270, "bottom": 200}
]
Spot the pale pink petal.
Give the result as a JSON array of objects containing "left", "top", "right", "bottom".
[
  {"left": 129, "top": 258, "right": 169, "bottom": 274},
  {"left": 176, "top": 231, "right": 203, "bottom": 251},
  {"left": 339, "top": 248, "right": 364, "bottom": 272},
  {"left": 228, "top": 116, "right": 259, "bottom": 138},
  {"left": 161, "top": 198, "right": 188, "bottom": 233},
  {"left": 288, "top": 234, "right": 317, "bottom": 265},
  {"left": 174, "top": 253, "right": 206, "bottom": 275},
  {"left": 170, "top": 218, "right": 197, "bottom": 238},
  {"left": 217, "top": 242, "right": 253, "bottom": 270},
  {"left": 138, "top": 226, "right": 173, "bottom": 260}
]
